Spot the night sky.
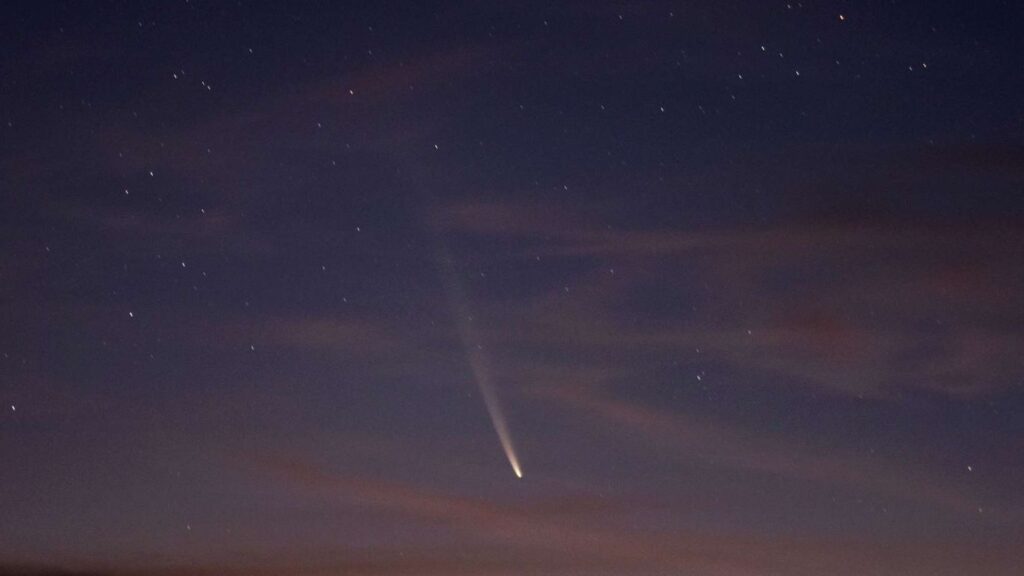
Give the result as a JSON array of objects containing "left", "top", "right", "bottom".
[{"left": 2, "top": 1, "right": 1023, "bottom": 574}]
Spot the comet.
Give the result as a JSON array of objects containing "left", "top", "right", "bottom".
[
  {"left": 461, "top": 326, "right": 523, "bottom": 479},
  {"left": 436, "top": 246, "right": 523, "bottom": 479}
]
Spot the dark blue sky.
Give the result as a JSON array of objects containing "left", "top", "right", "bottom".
[{"left": 1, "top": 1, "right": 1022, "bottom": 574}]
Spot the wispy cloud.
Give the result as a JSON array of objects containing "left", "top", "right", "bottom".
[
  {"left": 535, "top": 382, "right": 1019, "bottom": 520},
  {"left": 435, "top": 200, "right": 1024, "bottom": 399},
  {"left": 245, "top": 455, "right": 1022, "bottom": 576}
]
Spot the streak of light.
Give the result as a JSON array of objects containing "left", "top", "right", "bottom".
[{"left": 436, "top": 247, "right": 523, "bottom": 479}]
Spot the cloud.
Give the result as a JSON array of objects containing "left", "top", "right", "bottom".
[
  {"left": 211, "top": 315, "right": 406, "bottom": 357},
  {"left": 434, "top": 200, "right": 1024, "bottom": 398},
  {"left": 241, "top": 455, "right": 1022, "bottom": 576},
  {"left": 535, "top": 382, "right": 1020, "bottom": 521},
  {"left": 260, "top": 456, "right": 675, "bottom": 570}
]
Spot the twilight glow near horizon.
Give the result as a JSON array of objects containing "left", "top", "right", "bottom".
[{"left": 1, "top": 2, "right": 1022, "bottom": 575}]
